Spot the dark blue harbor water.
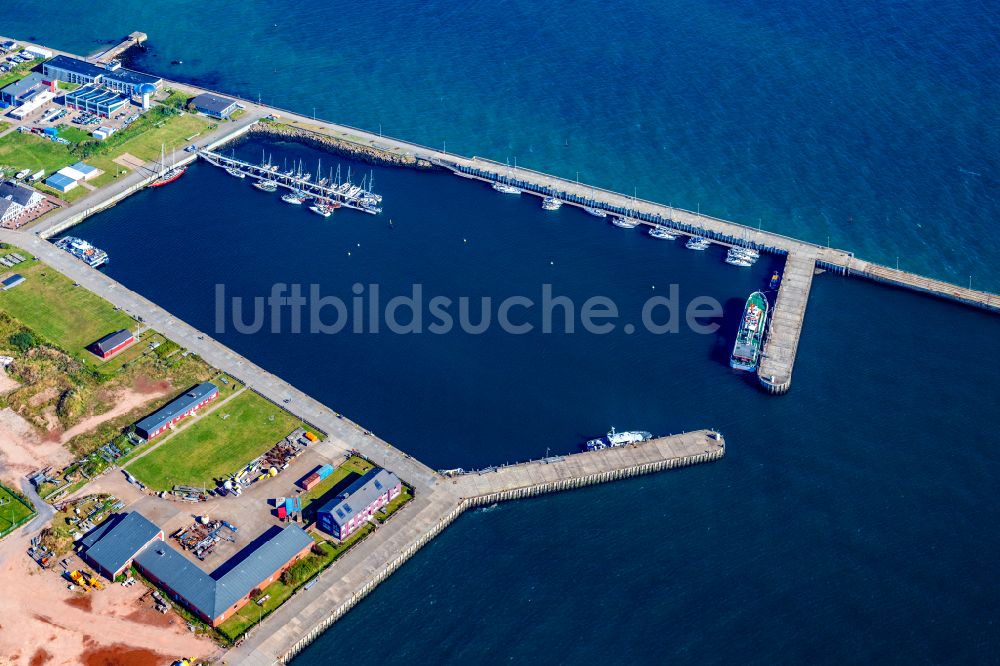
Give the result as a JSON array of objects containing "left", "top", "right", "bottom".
[
  {"left": 8, "top": 1, "right": 1000, "bottom": 662},
  {"left": 71, "top": 140, "right": 1000, "bottom": 663}
]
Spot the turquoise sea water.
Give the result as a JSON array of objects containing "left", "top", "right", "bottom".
[
  {"left": 6, "top": 0, "right": 1000, "bottom": 290},
  {"left": 7, "top": 1, "right": 1000, "bottom": 662}
]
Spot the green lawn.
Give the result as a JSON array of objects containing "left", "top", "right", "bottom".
[
  {"left": 0, "top": 484, "right": 35, "bottom": 537},
  {"left": 0, "top": 250, "right": 135, "bottom": 357},
  {"left": 127, "top": 390, "right": 303, "bottom": 490},
  {"left": 0, "top": 132, "right": 75, "bottom": 175},
  {"left": 57, "top": 125, "right": 92, "bottom": 143}
]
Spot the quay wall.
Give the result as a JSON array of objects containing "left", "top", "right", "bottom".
[{"left": 275, "top": 441, "right": 724, "bottom": 663}]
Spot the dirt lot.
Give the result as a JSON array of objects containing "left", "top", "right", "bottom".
[{"left": 0, "top": 527, "right": 217, "bottom": 666}]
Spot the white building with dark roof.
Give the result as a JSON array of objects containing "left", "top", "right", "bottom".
[{"left": 0, "top": 180, "right": 44, "bottom": 225}]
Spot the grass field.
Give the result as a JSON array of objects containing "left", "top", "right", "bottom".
[
  {"left": 0, "top": 132, "right": 74, "bottom": 175},
  {"left": 110, "top": 112, "right": 210, "bottom": 161},
  {"left": 0, "top": 249, "right": 135, "bottom": 358},
  {"left": 300, "top": 456, "right": 374, "bottom": 515},
  {"left": 128, "top": 390, "right": 302, "bottom": 490},
  {"left": 0, "top": 484, "right": 35, "bottom": 537}
]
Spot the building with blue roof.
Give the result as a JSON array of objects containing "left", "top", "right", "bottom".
[
  {"left": 79, "top": 512, "right": 164, "bottom": 579},
  {"left": 134, "top": 382, "right": 219, "bottom": 440},
  {"left": 191, "top": 92, "right": 239, "bottom": 119},
  {"left": 44, "top": 172, "right": 78, "bottom": 193},
  {"left": 78, "top": 511, "right": 314, "bottom": 626},
  {"left": 0, "top": 72, "right": 54, "bottom": 107},
  {"left": 43, "top": 54, "right": 162, "bottom": 96},
  {"left": 317, "top": 467, "right": 402, "bottom": 540},
  {"left": 64, "top": 84, "right": 130, "bottom": 118}
]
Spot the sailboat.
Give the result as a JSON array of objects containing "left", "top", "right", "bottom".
[{"left": 149, "top": 144, "right": 186, "bottom": 187}]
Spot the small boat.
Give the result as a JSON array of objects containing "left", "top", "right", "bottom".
[
  {"left": 612, "top": 216, "right": 639, "bottom": 229},
  {"left": 281, "top": 191, "right": 307, "bottom": 204},
  {"left": 725, "top": 254, "right": 754, "bottom": 267},
  {"left": 648, "top": 225, "right": 677, "bottom": 240},
  {"left": 730, "top": 246, "right": 760, "bottom": 259},
  {"left": 492, "top": 181, "right": 521, "bottom": 194},
  {"left": 686, "top": 236, "right": 711, "bottom": 250},
  {"left": 585, "top": 426, "right": 653, "bottom": 451},
  {"left": 583, "top": 206, "right": 608, "bottom": 218},
  {"left": 730, "top": 291, "right": 769, "bottom": 371},
  {"left": 769, "top": 271, "right": 781, "bottom": 289},
  {"left": 225, "top": 167, "right": 246, "bottom": 179},
  {"left": 309, "top": 203, "right": 333, "bottom": 218},
  {"left": 541, "top": 196, "right": 563, "bottom": 211},
  {"left": 253, "top": 179, "right": 278, "bottom": 192}
]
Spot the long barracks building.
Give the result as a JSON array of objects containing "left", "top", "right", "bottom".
[
  {"left": 134, "top": 382, "right": 219, "bottom": 440},
  {"left": 42, "top": 54, "right": 162, "bottom": 95},
  {"left": 80, "top": 512, "right": 313, "bottom": 626}
]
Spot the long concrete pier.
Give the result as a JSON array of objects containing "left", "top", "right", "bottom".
[
  {"left": 0, "top": 227, "right": 725, "bottom": 663},
  {"left": 230, "top": 431, "right": 724, "bottom": 666},
  {"left": 90, "top": 31, "right": 147, "bottom": 65},
  {"left": 757, "top": 253, "right": 817, "bottom": 394}
]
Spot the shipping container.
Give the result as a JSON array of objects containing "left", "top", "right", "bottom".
[
  {"left": 277, "top": 506, "right": 287, "bottom": 520},
  {"left": 304, "top": 431, "right": 318, "bottom": 442},
  {"left": 299, "top": 472, "right": 320, "bottom": 491},
  {"left": 316, "top": 464, "right": 334, "bottom": 480}
]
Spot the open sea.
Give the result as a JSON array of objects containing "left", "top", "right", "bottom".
[{"left": 6, "top": 1, "right": 1000, "bottom": 663}]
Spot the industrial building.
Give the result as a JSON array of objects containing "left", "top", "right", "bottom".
[
  {"left": 43, "top": 161, "right": 100, "bottom": 194},
  {"left": 0, "top": 72, "right": 55, "bottom": 107},
  {"left": 134, "top": 382, "right": 219, "bottom": 440},
  {"left": 64, "top": 84, "right": 130, "bottom": 117},
  {"left": 79, "top": 512, "right": 164, "bottom": 579},
  {"left": 80, "top": 511, "right": 313, "bottom": 626},
  {"left": 90, "top": 329, "right": 135, "bottom": 359},
  {"left": 317, "top": 467, "right": 402, "bottom": 540},
  {"left": 42, "top": 54, "right": 162, "bottom": 96},
  {"left": 0, "top": 180, "right": 45, "bottom": 225},
  {"left": 191, "top": 92, "right": 239, "bottom": 119}
]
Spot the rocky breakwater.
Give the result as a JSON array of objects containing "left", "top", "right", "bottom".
[{"left": 247, "top": 122, "right": 437, "bottom": 169}]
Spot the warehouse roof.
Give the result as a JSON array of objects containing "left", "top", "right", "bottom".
[
  {"left": 134, "top": 524, "right": 313, "bottom": 620},
  {"left": 192, "top": 92, "right": 238, "bottom": 115},
  {"left": 44, "top": 173, "right": 76, "bottom": 190},
  {"left": 70, "top": 161, "right": 98, "bottom": 176},
  {"left": 44, "top": 54, "right": 105, "bottom": 79},
  {"left": 134, "top": 382, "right": 218, "bottom": 436},
  {"left": 103, "top": 67, "right": 162, "bottom": 88},
  {"left": 80, "top": 512, "right": 162, "bottom": 576},
  {"left": 1, "top": 274, "right": 25, "bottom": 290},
  {"left": 318, "top": 468, "right": 401, "bottom": 527},
  {"left": 0, "top": 72, "right": 46, "bottom": 100},
  {"left": 92, "top": 329, "right": 133, "bottom": 354}
]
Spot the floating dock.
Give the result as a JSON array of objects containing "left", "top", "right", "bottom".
[{"left": 198, "top": 149, "right": 382, "bottom": 214}]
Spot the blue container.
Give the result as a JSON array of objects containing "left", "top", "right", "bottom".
[
  {"left": 317, "top": 464, "right": 334, "bottom": 480},
  {"left": 285, "top": 497, "right": 295, "bottom": 514},
  {"left": 43, "top": 127, "right": 58, "bottom": 136}
]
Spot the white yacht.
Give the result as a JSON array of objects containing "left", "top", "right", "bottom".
[
  {"left": 541, "top": 196, "right": 563, "bottom": 211},
  {"left": 648, "top": 225, "right": 677, "bottom": 240},
  {"left": 585, "top": 426, "right": 653, "bottom": 451},
  {"left": 225, "top": 167, "right": 245, "bottom": 179},
  {"left": 253, "top": 179, "right": 278, "bottom": 192},
  {"left": 612, "top": 215, "right": 639, "bottom": 229},
  {"left": 492, "top": 181, "right": 522, "bottom": 194},
  {"left": 282, "top": 190, "right": 307, "bottom": 205},
  {"left": 686, "top": 236, "right": 711, "bottom": 250},
  {"left": 583, "top": 206, "right": 607, "bottom": 218}
]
